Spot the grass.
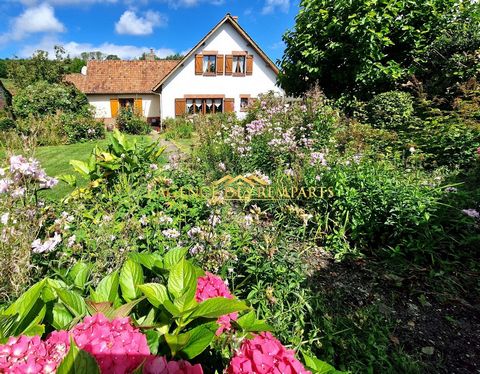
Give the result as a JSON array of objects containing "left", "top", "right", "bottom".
[{"left": 1, "top": 134, "right": 155, "bottom": 200}]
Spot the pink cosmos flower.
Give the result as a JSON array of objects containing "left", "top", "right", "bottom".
[
  {"left": 227, "top": 332, "right": 311, "bottom": 374},
  {"left": 196, "top": 272, "right": 238, "bottom": 335}
]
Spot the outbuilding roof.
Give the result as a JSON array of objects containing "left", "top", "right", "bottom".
[{"left": 65, "top": 60, "right": 180, "bottom": 94}]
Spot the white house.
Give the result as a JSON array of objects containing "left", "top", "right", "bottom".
[{"left": 66, "top": 14, "right": 283, "bottom": 124}]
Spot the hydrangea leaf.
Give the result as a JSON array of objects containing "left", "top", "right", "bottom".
[
  {"left": 57, "top": 337, "right": 100, "bottom": 374},
  {"left": 119, "top": 259, "right": 144, "bottom": 302}
]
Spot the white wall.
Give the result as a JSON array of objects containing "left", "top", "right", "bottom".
[
  {"left": 87, "top": 94, "right": 160, "bottom": 119},
  {"left": 161, "top": 22, "right": 283, "bottom": 121}
]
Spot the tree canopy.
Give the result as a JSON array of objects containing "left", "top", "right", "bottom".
[{"left": 279, "top": 0, "right": 480, "bottom": 100}]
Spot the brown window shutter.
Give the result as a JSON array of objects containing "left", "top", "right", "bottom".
[
  {"left": 224, "top": 98, "right": 235, "bottom": 113},
  {"left": 195, "top": 54, "right": 203, "bottom": 75},
  {"left": 225, "top": 55, "right": 233, "bottom": 75},
  {"left": 110, "top": 98, "right": 119, "bottom": 118},
  {"left": 175, "top": 98, "right": 186, "bottom": 117},
  {"left": 216, "top": 55, "right": 224, "bottom": 75},
  {"left": 134, "top": 98, "right": 143, "bottom": 116},
  {"left": 246, "top": 55, "right": 253, "bottom": 75}
]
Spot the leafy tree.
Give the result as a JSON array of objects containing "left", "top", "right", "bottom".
[
  {"left": 12, "top": 81, "right": 90, "bottom": 118},
  {"left": 105, "top": 54, "right": 120, "bottom": 60},
  {"left": 67, "top": 57, "right": 87, "bottom": 73},
  {"left": 7, "top": 46, "right": 68, "bottom": 89},
  {"left": 0, "top": 59, "right": 8, "bottom": 79},
  {"left": 279, "top": 0, "right": 480, "bottom": 99}
]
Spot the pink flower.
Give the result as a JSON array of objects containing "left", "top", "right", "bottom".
[
  {"left": 196, "top": 272, "right": 238, "bottom": 335},
  {"left": 71, "top": 313, "right": 150, "bottom": 374},
  {"left": 0, "top": 332, "right": 69, "bottom": 373},
  {"left": 227, "top": 332, "right": 311, "bottom": 374},
  {"left": 144, "top": 356, "right": 203, "bottom": 374}
]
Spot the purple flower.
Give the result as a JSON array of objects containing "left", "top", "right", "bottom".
[{"left": 462, "top": 209, "right": 480, "bottom": 219}]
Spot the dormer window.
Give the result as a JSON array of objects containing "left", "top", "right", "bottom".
[
  {"left": 233, "top": 56, "right": 245, "bottom": 74},
  {"left": 203, "top": 55, "right": 216, "bottom": 74}
]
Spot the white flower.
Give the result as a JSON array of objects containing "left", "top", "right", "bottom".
[
  {"left": 187, "top": 226, "right": 202, "bottom": 238},
  {"left": 162, "top": 229, "right": 180, "bottom": 239},
  {"left": 149, "top": 164, "right": 159, "bottom": 171},
  {"left": 139, "top": 215, "right": 148, "bottom": 226},
  {"left": 110, "top": 235, "right": 117, "bottom": 242},
  {"left": 67, "top": 235, "right": 76, "bottom": 248},
  {"left": 1, "top": 213, "right": 9, "bottom": 225},
  {"left": 0, "top": 178, "right": 13, "bottom": 194},
  {"left": 31, "top": 232, "right": 62, "bottom": 254},
  {"left": 409, "top": 147, "right": 416, "bottom": 153}
]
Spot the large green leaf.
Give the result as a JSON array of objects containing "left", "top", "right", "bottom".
[
  {"left": 180, "top": 322, "right": 217, "bottom": 359},
  {"left": 302, "top": 351, "right": 343, "bottom": 373},
  {"left": 68, "top": 262, "right": 92, "bottom": 290},
  {"left": 120, "top": 259, "right": 144, "bottom": 302},
  {"left": 92, "top": 271, "right": 119, "bottom": 303},
  {"left": 55, "top": 288, "right": 88, "bottom": 317},
  {"left": 188, "top": 298, "right": 249, "bottom": 320},
  {"left": 163, "top": 248, "right": 188, "bottom": 269},
  {"left": 70, "top": 160, "right": 91, "bottom": 176},
  {"left": 235, "top": 311, "right": 272, "bottom": 332},
  {"left": 173, "top": 286, "right": 197, "bottom": 313},
  {"left": 167, "top": 259, "right": 195, "bottom": 299},
  {"left": 138, "top": 283, "right": 168, "bottom": 308},
  {"left": 165, "top": 332, "right": 190, "bottom": 357},
  {"left": 57, "top": 338, "right": 100, "bottom": 374},
  {"left": 51, "top": 303, "right": 74, "bottom": 330},
  {"left": 129, "top": 252, "right": 162, "bottom": 270}
]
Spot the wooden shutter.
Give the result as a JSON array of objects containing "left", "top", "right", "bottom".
[
  {"left": 216, "top": 55, "right": 224, "bottom": 75},
  {"left": 175, "top": 98, "right": 186, "bottom": 117},
  {"left": 134, "top": 98, "right": 143, "bottom": 116},
  {"left": 224, "top": 98, "right": 234, "bottom": 113},
  {"left": 246, "top": 55, "right": 253, "bottom": 75},
  {"left": 195, "top": 54, "right": 203, "bottom": 75},
  {"left": 110, "top": 98, "right": 119, "bottom": 118},
  {"left": 225, "top": 55, "right": 233, "bottom": 75}
]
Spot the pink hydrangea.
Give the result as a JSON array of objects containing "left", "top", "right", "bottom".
[
  {"left": 144, "top": 356, "right": 203, "bottom": 374},
  {"left": 71, "top": 313, "right": 150, "bottom": 374},
  {"left": 0, "top": 331, "right": 69, "bottom": 373},
  {"left": 196, "top": 272, "right": 238, "bottom": 335},
  {"left": 227, "top": 332, "right": 311, "bottom": 374}
]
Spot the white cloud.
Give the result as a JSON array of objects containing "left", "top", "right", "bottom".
[
  {"left": 262, "top": 0, "right": 290, "bottom": 14},
  {"left": 115, "top": 10, "right": 167, "bottom": 35},
  {"left": 18, "top": 0, "right": 117, "bottom": 5},
  {"left": 160, "top": 0, "right": 224, "bottom": 8},
  {"left": 0, "top": 3, "right": 65, "bottom": 44},
  {"left": 18, "top": 36, "right": 176, "bottom": 59}
]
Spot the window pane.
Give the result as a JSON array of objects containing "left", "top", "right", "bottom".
[{"left": 203, "top": 55, "right": 216, "bottom": 73}]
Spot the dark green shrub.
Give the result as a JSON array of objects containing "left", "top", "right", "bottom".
[
  {"left": 365, "top": 91, "right": 416, "bottom": 131},
  {"left": 62, "top": 113, "right": 105, "bottom": 143},
  {"left": 116, "top": 107, "right": 151, "bottom": 135},
  {"left": 12, "top": 81, "right": 90, "bottom": 118},
  {"left": 0, "top": 117, "right": 15, "bottom": 131},
  {"left": 163, "top": 117, "right": 194, "bottom": 140}
]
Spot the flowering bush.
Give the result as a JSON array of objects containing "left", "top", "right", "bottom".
[
  {"left": 0, "top": 154, "right": 58, "bottom": 299},
  {"left": 228, "top": 332, "right": 311, "bottom": 374},
  {"left": 196, "top": 272, "right": 238, "bottom": 335}
]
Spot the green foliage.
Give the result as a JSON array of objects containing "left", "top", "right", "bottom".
[
  {"left": 0, "top": 117, "right": 15, "bottom": 131},
  {"left": 0, "top": 252, "right": 251, "bottom": 362},
  {"left": 116, "top": 107, "right": 151, "bottom": 135},
  {"left": 279, "top": 0, "right": 480, "bottom": 99},
  {"left": 67, "top": 130, "right": 165, "bottom": 187},
  {"left": 7, "top": 47, "right": 68, "bottom": 89},
  {"left": 163, "top": 117, "right": 194, "bottom": 140},
  {"left": 62, "top": 113, "right": 105, "bottom": 143},
  {"left": 365, "top": 91, "right": 416, "bottom": 131},
  {"left": 13, "top": 81, "right": 90, "bottom": 119}
]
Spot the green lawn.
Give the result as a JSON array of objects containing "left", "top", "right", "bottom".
[{"left": 2, "top": 134, "right": 155, "bottom": 200}]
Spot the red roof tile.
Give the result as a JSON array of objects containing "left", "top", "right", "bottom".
[{"left": 65, "top": 60, "right": 180, "bottom": 94}]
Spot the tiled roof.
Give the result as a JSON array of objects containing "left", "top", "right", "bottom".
[{"left": 65, "top": 60, "right": 180, "bottom": 94}]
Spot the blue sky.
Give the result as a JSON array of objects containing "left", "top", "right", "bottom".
[{"left": 0, "top": 0, "right": 299, "bottom": 63}]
